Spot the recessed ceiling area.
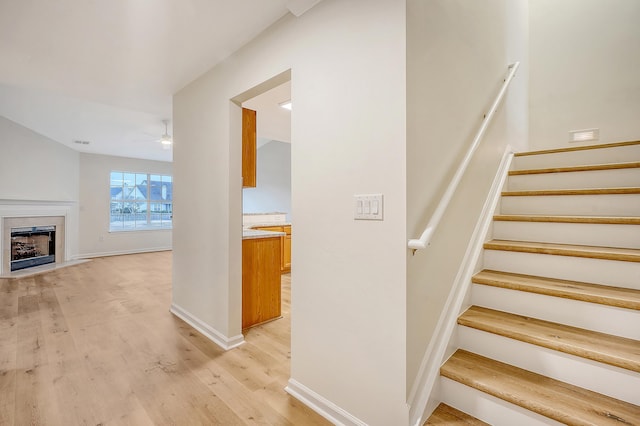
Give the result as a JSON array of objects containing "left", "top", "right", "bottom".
[{"left": 0, "top": 0, "right": 320, "bottom": 161}]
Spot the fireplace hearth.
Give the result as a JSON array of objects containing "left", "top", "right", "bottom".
[{"left": 11, "top": 225, "right": 56, "bottom": 271}]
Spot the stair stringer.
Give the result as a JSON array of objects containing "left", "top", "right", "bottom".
[{"left": 408, "top": 147, "right": 514, "bottom": 426}]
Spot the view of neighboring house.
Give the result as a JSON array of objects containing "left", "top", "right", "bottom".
[{"left": 109, "top": 173, "right": 173, "bottom": 230}]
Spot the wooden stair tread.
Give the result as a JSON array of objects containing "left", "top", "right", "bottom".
[
  {"left": 493, "top": 214, "right": 640, "bottom": 225},
  {"left": 472, "top": 270, "right": 640, "bottom": 310},
  {"left": 502, "top": 187, "right": 640, "bottom": 196},
  {"left": 441, "top": 350, "right": 640, "bottom": 426},
  {"left": 515, "top": 140, "right": 640, "bottom": 157},
  {"left": 510, "top": 161, "right": 640, "bottom": 175},
  {"left": 425, "top": 403, "right": 489, "bottom": 425},
  {"left": 458, "top": 306, "right": 640, "bottom": 372},
  {"left": 484, "top": 239, "right": 640, "bottom": 262}
]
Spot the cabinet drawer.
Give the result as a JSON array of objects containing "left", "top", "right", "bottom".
[{"left": 254, "top": 225, "right": 283, "bottom": 232}]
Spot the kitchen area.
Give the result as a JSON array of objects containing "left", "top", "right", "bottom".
[{"left": 240, "top": 80, "right": 292, "bottom": 330}]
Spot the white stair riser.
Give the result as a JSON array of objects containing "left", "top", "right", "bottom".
[
  {"left": 440, "top": 377, "right": 564, "bottom": 426},
  {"left": 458, "top": 327, "right": 640, "bottom": 405},
  {"left": 512, "top": 145, "right": 640, "bottom": 170},
  {"left": 507, "top": 168, "right": 640, "bottom": 191},
  {"left": 500, "top": 194, "right": 640, "bottom": 216},
  {"left": 471, "top": 284, "right": 640, "bottom": 340},
  {"left": 483, "top": 250, "right": 640, "bottom": 290},
  {"left": 492, "top": 221, "right": 640, "bottom": 249}
]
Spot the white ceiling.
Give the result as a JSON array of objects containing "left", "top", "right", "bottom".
[
  {"left": 0, "top": 0, "right": 313, "bottom": 162},
  {"left": 243, "top": 80, "right": 292, "bottom": 146}
]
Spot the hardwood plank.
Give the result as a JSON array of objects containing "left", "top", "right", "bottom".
[
  {"left": 473, "top": 270, "right": 640, "bottom": 310},
  {"left": 0, "top": 278, "right": 18, "bottom": 426},
  {"left": 502, "top": 187, "right": 640, "bottom": 196},
  {"left": 509, "top": 161, "right": 640, "bottom": 175},
  {"left": 14, "top": 291, "right": 63, "bottom": 425},
  {"left": 484, "top": 239, "right": 640, "bottom": 263},
  {"left": 458, "top": 306, "right": 640, "bottom": 372},
  {"left": 425, "top": 403, "right": 489, "bottom": 425},
  {"left": 493, "top": 215, "right": 640, "bottom": 225},
  {"left": 514, "top": 140, "right": 640, "bottom": 157},
  {"left": 0, "top": 252, "right": 330, "bottom": 426},
  {"left": 441, "top": 350, "right": 640, "bottom": 425}
]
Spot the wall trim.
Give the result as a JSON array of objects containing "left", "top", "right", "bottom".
[
  {"left": 408, "top": 146, "right": 514, "bottom": 426},
  {"left": 170, "top": 303, "right": 245, "bottom": 351},
  {"left": 285, "top": 379, "right": 368, "bottom": 426},
  {"left": 78, "top": 247, "right": 172, "bottom": 259}
]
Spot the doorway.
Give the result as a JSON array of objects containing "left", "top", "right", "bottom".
[{"left": 231, "top": 70, "right": 293, "bottom": 339}]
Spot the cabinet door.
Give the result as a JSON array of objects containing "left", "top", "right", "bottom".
[
  {"left": 242, "top": 237, "right": 281, "bottom": 329},
  {"left": 283, "top": 234, "right": 292, "bottom": 272},
  {"left": 242, "top": 107, "right": 256, "bottom": 188}
]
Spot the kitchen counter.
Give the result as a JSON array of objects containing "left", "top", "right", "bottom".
[{"left": 242, "top": 228, "right": 285, "bottom": 240}]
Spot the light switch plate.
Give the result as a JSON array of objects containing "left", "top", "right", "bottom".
[{"left": 354, "top": 194, "right": 383, "bottom": 220}]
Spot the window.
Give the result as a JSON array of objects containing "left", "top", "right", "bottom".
[{"left": 110, "top": 171, "right": 173, "bottom": 231}]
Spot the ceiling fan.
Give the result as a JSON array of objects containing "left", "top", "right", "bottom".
[{"left": 159, "top": 119, "right": 172, "bottom": 148}]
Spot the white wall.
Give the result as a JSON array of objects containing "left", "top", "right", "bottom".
[
  {"left": 0, "top": 115, "right": 79, "bottom": 201},
  {"left": 78, "top": 153, "right": 172, "bottom": 257},
  {"left": 173, "top": 0, "right": 407, "bottom": 424},
  {"left": 242, "top": 140, "right": 291, "bottom": 220},
  {"left": 0, "top": 115, "right": 81, "bottom": 266},
  {"left": 529, "top": 0, "right": 640, "bottom": 149},
  {"left": 406, "top": 0, "right": 528, "bottom": 399}
]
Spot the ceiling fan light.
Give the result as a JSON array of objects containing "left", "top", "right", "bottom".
[
  {"left": 160, "top": 133, "right": 172, "bottom": 145},
  {"left": 279, "top": 100, "right": 292, "bottom": 110}
]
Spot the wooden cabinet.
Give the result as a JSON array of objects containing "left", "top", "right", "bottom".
[
  {"left": 242, "top": 236, "right": 281, "bottom": 329},
  {"left": 242, "top": 107, "right": 256, "bottom": 188},
  {"left": 283, "top": 227, "right": 291, "bottom": 272},
  {"left": 252, "top": 225, "right": 291, "bottom": 273}
]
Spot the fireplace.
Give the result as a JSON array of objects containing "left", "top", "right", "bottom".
[
  {"left": 2, "top": 214, "right": 67, "bottom": 276},
  {"left": 11, "top": 225, "right": 56, "bottom": 271}
]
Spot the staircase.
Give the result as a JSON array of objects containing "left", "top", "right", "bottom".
[{"left": 427, "top": 141, "right": 640, "bottom": 425}]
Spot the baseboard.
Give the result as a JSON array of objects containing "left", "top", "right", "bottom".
[
  {"left": 408, "top": 146, "right": 514, "bottom": 426},
  {"left": 285, "top": 379, "right": 367, "bottom": 426},
  {"left": 77, "top": 246, "right": 172, "bottom": 259},
  {"left": 170, "top": 303, "right": 244, "bottom": 351}
]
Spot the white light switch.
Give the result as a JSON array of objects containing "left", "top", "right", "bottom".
[{"left": 354, "top": 194, "right": 383, "bottom": 220}]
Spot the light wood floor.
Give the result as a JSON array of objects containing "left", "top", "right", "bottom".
[{"left": 0, "top": 251, "right": 330, "bottom": 425}]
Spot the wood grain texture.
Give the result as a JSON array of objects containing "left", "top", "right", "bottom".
[
  {"left": 283, "top": 225, "right": 291, "bottom": 272},
  {"left": 473, "top": 269, "right": 640, "bottom": 310},
  {"left": 441, "top": 350, "right": 640, "bottom": 426},
  {"left": 493, "top": 215, "right": 640, "bottom": 225},
  {"left": 458, "top": 306, "right": 640, "bottom": 372},
  {"left": 242, "top": 237, "right": 282, "bottom": 329},
  {"left": 484, "top": 239, "right": 640, "bottom": 262},
  {"left": 502, "top": 187, "right": 640, "bottom": 196},
  {"left": 514, "top": 140, "right": 640, "bottom": 157},
  {"left": 0, "top": 252, "right": 330, "bottom": 426},
  {"left": 425, "top": 403, "right": 489, "bottom": 425},
  {"left": 509, "top": 161, "right": 640, "bottom": 175},
  {"left": 242, "top": 107, "right": 257, "bottom": 188},
  {"left": 252, "top": 225, "right": 292, "bottom": 273}
]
